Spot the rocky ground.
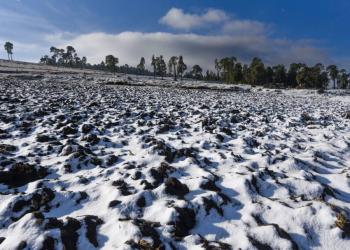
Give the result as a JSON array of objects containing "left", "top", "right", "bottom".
[{"left": 0, "top": 72, "right": 349, "bottom": 250}]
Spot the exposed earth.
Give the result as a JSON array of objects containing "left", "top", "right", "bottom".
[{"left": 0, "top": 61, "right": 349, "bottom": 249}]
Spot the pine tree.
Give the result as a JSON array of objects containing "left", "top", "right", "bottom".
[
  {"left": 177, "top": 56, "right": 187, "bottom": 80},
  {"left": 232, "top": 63, "right": 243, "bottom": 83},
  {"left": 249, "top": 57, "right": 266, "bottom": 85},
  {"left": 191, "top": 65, "right": 203, "bottom": 80},
  {"left": 338, "top": 69, "right": 349, "bottom": 89},
  {"left": 156, "top": 55, "right": 166, "bottom": 79},
  {"left": 137, "top": 57, "right": 146, "bottom": 74},
  {"left": 219, "top": 57, "right": 236, "bottom": 83},
  {"left": 4, "top": 42, "right": 13, "bottom": 60},
  {"left": 327, "top": 65, "right": 339, "bottom": 89},
  {"left": 151, "top": 55, "right": 157, "bottom": 79},
  {"left": 105, "top": 55, "right": 118, "bottom": 72},
  {"left": 168, "top": 56, "right": 178, "bottom": 81},
  {"left": 272, "top": 64, "right": 287, "bottom": 87}
]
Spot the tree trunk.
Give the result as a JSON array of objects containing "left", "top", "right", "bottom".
[
  {"left": 173, "top": 65, "right": 177, "bottom": 81},
  {"left": 334, "top": 79, "right": 336, "bottom": 89}
]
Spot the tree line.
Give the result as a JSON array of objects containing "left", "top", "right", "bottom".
[
  {"left": 3, "top": 41, "right": 350, "bottom": 89},
  {"left": 40, "top": 46, "right": 87, "bottom": 68},
  {"left": 204, "top": 57, "right": 349, "bottom": 89}
]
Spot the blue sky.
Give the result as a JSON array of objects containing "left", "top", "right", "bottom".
[{"left": 1, "top": 0, "right": 349, "bottom": 69}]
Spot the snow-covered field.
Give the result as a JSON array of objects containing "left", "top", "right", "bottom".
[{"left": 0, "top": 67, "right": 350, "bottom": 249}]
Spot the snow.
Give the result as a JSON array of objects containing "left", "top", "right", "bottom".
[{"left": 0, "top": 62, "right": 349, "bottom": 249}]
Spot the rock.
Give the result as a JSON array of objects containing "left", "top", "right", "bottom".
[
  {"left": 75, "top": 191, "right": 88, "bottom": 204},
  {"left": 202, "top": 197, "right": 223, "bottom": 216},
  {"left": 83, "top": 134, "right": 100, "bottom": 144},
  {"left": 136, "top": 196, "right": 146, "bottom": 207},
  {"left": 301, "top": 112, "right": 313, "bottom": 122},
  {"left": 62, "top": 126, "right": 78, "bottom": 135},
  {"left": 31, "top": 188, "right": 55, "bottom": 210},
  {"left": 108, "top": 200, "right": 121, "bottom": 208},
  {"left": 150, "top": 162, "right": 175, "bottom": 186},
  {"left": 0, "top": 163, "right": 47, "bottom": 188},
  {"left": 164, "top": 177, "right": 189, "bottom": 198},
  {"left": 40, "top": 236, "right": 55, "bottom": 250},
  {"left": 84, "top": 215, "right": 104, "bottom": 247},
  {"left": 344, "top": 111, "right": 350, "bottom": 119},
  {"left": 0, "top": 144, "right": 17, "bottom": 154},
  {"left": 36, "top": 135, "right": 55, "bottom": 143},
  {"left": 112, "top": 180, "right": 133, "bottom": 196},
  {"left": 244, "top": 137, "right": 260, "bottom": 148},
  {"left": 216, "top": 134, "right": 225, "bottom": 142},
  {"left": 335, "top": 213, "right": 350, "bottom": 238},
  {"left": 81, "top": 124, "right": 94, "bottom": 134},
  {"left": 132, "top": 219, "right": 163, "bottom": 248},
  {"left": 16, "top": 241, "right": 27, "bottom": 250},
  {"left": 200, "top": 179, "right": 221, "bottom": 192},
  {"left": 171, "top": 207, "right": 196, "bottom": 239},
  {"left": 248, "top": 236, "right": 273, "bottom": 250},
  {"left": 44, "top": 217, "right": 63, "bottom": 230},
  {"left": 199, "top": 236, "right": 232, "bottom": 250},
  {"left": 106, "top": 155, "right": 119, "bottom": 166},
  {"left": 60, "top": 217, "right": 81, "bottom": 250},
  {"left": 131, "top": 171, "right": 142, "bottom": 180},
  {"left": 0, "top": 237, "right": 5, "bottom": 245},
  {"left": 12, "top": 199, "right": 29, "bottom": 212}
]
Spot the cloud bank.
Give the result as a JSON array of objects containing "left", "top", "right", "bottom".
[
  {"left": 55, "top": 31, "right": 331, "bottom": 71},
  {"left": 159, "top": 8, "right": 229, "bottom": 30}
]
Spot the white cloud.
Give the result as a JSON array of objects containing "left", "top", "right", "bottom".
[
  {"left": 222, "top": 20, "right": 270, "bottom": 36},
  {"left": 159, "top": 8, "right": 229, "bottom": 30},
  {"left": 55, "top": 31, "right": 332, "bottom": 71},
  {"left": 159, "top": 7, "right": 269, "bottom": 37}
]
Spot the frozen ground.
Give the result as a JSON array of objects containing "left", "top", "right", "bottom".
[{"left": 0, "top": 63, "right": 350, "bottom": 249}]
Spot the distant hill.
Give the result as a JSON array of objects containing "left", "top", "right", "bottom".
[{"left": 0, "top": 59, "right": 103, "bottom": 75}]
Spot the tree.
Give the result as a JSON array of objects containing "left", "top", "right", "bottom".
[
  {"left": 249, "top": 57, "right": 265, "bottom": 85},
  {"left": 272, "top": 64, "right": 287, "bottom": 87},
  {"left": 215, "top": 59, "right": 221, "bottom": 80},
  {"left": 168, "top": 56, "right": 178, "bottom": 81},
  {"left": 296, "top": 64, "right": 327, "bottom": 89},
  {"left": 286, "top": 63, "right": 300, "bottom": 88},
  {"left": 318, "top": 71, "right": 329, "bottom": 90},
  {"left": 177, "top": 56, "right": 187, "bottom": 80},
  {"left": 137, "top": 57, "right": 146, "bottom": 73},
  {"left": 151, "top": 55, "right": 157, "bottom": 79},
  {"left": 204, "top": 70, "right": 217, "bottom": 81},
  {"left": 49, "top": 46, "right": 59, "bottom": 64},
  {"left": 232, "top": 63, "right": 243, "bottom": 83},
  {"left": 314, "top": 63, "right": 328, "bottom": 89},
  {"left": 156, "top": 55, "right": 166, "bottom": 79},
  {"left": 81, "top": 56, "right": 87, "bottom": 67},
  {"left": 4, "top": 42, "right": 13, "bottom": 60},
  {"left": 39, "top": 55, "right": 52, "bottom": 65},
  {"left": 219, "top": 57, "right": 236, "bottom": 83},
  {"left": 242, "top": 64, "right": 250, "bottom": 84},
  {"left": 338, "top": 69, "right": 349, "bottom": 89},
  {"left": 265, "top": 66, "right": 274, "bottom": 86},
  {"left": 191, "top": 65, "right": 203, "bottom": 80},
  {"left": 327, "top": 65, "right": 339, "bottom": 89},
  {"left": 73, "top": 53, "right": 81, "bottom": 66},
  {"left": 105, "top": 55, "right": 118, "bottom": 72},
  {"left": 65, "top": 46, "right": 76, "bottom": 66}
]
